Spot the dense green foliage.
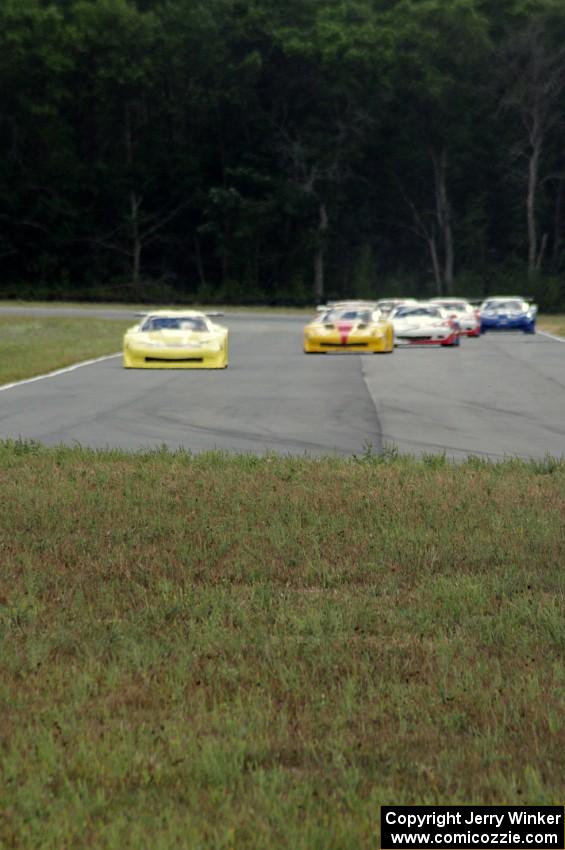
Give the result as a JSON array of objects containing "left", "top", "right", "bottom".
[
  {"left": 0, "top": 443, "right": 564, "bottom": 847},
  {"left": 2, "top": 0, "right": 565, "bottom": 306}
]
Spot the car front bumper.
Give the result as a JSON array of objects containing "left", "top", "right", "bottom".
[
  {"left": 123, "top": 343, "right": 228, "bottom": 368},
  {"left": 304, "top": 332, "right": 392, "bottom": 353},
  {"left": 458, "top": 321, "right": 481, "bottom": 336},
  {"left": 394, "top": 328, "right": 459, "bottom": 346},
  {"left": 480, "top": 317, "right": 535, "bottom": 332}
]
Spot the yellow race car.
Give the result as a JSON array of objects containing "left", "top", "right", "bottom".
[
  {"left": 123, "top": 310, "right": 228, "bottom": 369},
  {"left": 304, "top": 301, "right": 394, "bottom": 354}
]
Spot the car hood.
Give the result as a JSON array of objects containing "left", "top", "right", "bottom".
[
  {"left": 308, "top": 319, "right": 384, "bottom": 330},
  {"left": 392, "top": 315, "right": 442, "bottom": 328}
]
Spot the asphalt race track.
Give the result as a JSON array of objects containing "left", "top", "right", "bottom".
[{"left": 1, "top": 307, "right": 564, "bottom": 460}]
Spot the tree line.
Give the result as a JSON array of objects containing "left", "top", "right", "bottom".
[{"left": 2, "top": 0, "right": 565, "bottom": 308}]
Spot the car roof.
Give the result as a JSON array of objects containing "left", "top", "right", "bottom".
[
  {"left": 325, "top": 300, "right": 378, "bottom": 308},
  {"left": 394, "top": 301, "right": 442, "bottom": 309},
  {"left": 430, "top": 297, "right": 470, "bottom": 303},
  {"left": 317, "top": 302, "right": 379, "bottom": 313},
  {"left": 377, "top": 297, "right": 417, "bottom": 303},
  {"left": 141, "top": 310, "right": 208, "bottom": 317},
  {"left": 481, "top": 296, "right": 527, "bottom": 302}
]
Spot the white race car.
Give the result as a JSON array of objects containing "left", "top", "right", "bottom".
[
  {"left": 430, "top": 298, "right": 481, "bottom": 337},
  {"left": 376, "top": 298, "right": 418, "bottom": 317},
  {"left": 390, "top": 302, "right": 460, "bottom": 347}
]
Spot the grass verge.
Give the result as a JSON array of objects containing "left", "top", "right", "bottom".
[
  {"left": 0, "top": 442, "right": 564, "bottom": 849},
  {"left": 537, "top": 314, "right": 565, "bottom": 338},
  {"left": 0, "top": 317, "right": 132, "bottom": 385},
  {"left": 0, "top": 300, "right": 314, "bottom": 315}
]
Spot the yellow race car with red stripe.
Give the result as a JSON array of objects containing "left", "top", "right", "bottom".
[{"left": 304, "top": 302, "right": 394, "bottom": 354}]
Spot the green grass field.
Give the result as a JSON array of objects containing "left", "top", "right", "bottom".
[
  {"left": 0, "top": 442, "right": 564, "bottom": 849},
  {"left": 0, "top": 317, "right": 131, "bottom": 386}
]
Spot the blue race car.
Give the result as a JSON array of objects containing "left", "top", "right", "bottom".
[{"left": 479, "top": 297, "right": 537, "bottom": 334}]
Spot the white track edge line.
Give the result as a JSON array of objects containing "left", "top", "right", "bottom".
[
  {"left": 0, "top": 353, "right": 121, "bottom": 392},
  {"left": 538, "top": 330, "right": 565, "bottom": 344}
]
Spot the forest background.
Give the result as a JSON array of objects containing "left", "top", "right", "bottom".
[{"left": 2, "top": 0, "right": 565, "bottom": 309}]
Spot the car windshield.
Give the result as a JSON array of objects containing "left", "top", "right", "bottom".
[
  {"left": 140, "top": 316, "right": 208, "bottom": 331},
  {"left": 483, "top": 301, "right": 523, "bottom": 312},
  {"left": 394, "top": 307, "right": 441, "bottom": 318},
  {"left": 321, "top": 309, "right": 372, "bottom": 323}
]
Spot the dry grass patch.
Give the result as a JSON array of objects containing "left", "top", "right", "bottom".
[{"left": 537, "top": 314, "right": 565, "bottom": 337}]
